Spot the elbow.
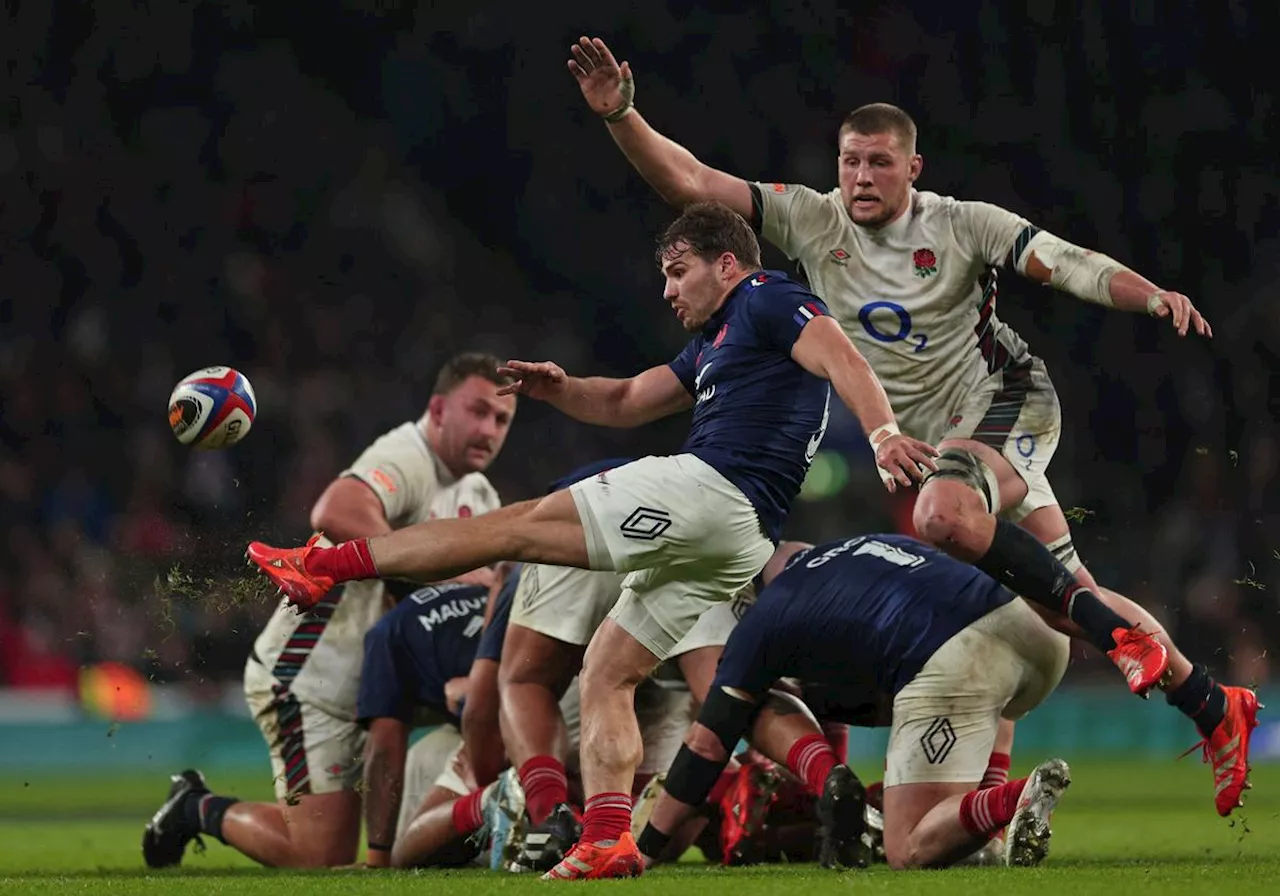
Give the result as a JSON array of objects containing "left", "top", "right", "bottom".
[
  {"left": 311, "top": 504, "right": 379, "bottom": 543},
  {"left": 659, "top": 169, "right": 705, "bottom": 208},
  {"left": 665, "top": 172, "right": 706, "bottom": 207}
]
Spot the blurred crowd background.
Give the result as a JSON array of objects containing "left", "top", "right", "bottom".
[{"left": 2, "top": 1, "right": 1277, "bottom": 697}]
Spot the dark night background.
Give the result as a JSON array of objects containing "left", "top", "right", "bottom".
[{"left": 1, "top": 1, "right": 1276, "bottom": 691}]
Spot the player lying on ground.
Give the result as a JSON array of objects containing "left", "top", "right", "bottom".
[
  {"left": 247, "top": 202, "right": 937, "bottom": 880},
  {"left": 568, "top": 36, "right": 1258, "bottom": 816},
  {"left": 636, "top": 533, "right": 1074, "bottom": 871}
]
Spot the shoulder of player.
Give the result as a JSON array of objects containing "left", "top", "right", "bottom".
[
  {"left": 916, "top": 191, "right": 1022, "bottom": 227},
  {"left": 454, "top": 471, "right": 501, "bottom": 509},
  {"left": 344, "top": 421, "right": 424, "bottom": 472},
  {"left": 737, "top": 271, "right": 823, "bottom": 319},
  {"left": 367, "top": 599, "right": 410, "bottom": 640},
  {"left": 907, "top": 189, "right": 965, "bottom": 221},
  {"left": 758, "top": 181, "right": 841, "bottom": 203},
  {"left": 742, "top": 270, "right": 812, "bottom": 301}
]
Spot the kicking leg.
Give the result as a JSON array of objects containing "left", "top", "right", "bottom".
[{"left": 248, "top": 492, "right": 592, "bottom": 608}]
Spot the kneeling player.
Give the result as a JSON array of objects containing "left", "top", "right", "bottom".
[
  {"left": 355, "top": 578, "right": 501, "bottom": 867},
  {"left": 637, "top": 534, "right": 1072, "bottom": 871}
]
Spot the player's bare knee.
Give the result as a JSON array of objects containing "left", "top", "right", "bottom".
[
  {"left": 580, "top": 649, "right": 649, "bottom": 700},
  {"left": 300, "top": 843, "right": 357, "bottom": 869},
  {"left": 914, "top": 447, "right": 1000, "bottom": 549},
  {"left": 884, "top": 831, "right": 932, "bottom": 871},
  {"left": 883, "top": 838, "right": 915, "bottom": 871},
  {"left": 912, "top": 481, "right": 986, "bottom": 549},
  {"left": 683, "top": 721, "right": 728, "bottom": 763},
  {"left": 499, "top": 653, "right": 557, "bottom": 691}
]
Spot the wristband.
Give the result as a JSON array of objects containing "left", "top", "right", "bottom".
[
  {"left": 602, "top": 74, "right": 636, "bottom": 123},
  {"left": 868, "top": 422, "right": 901, "bottom": 449}
]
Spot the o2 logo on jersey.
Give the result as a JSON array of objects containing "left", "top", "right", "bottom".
[{"left": 858, "top": 301, "right": 929, "bottom": 354}]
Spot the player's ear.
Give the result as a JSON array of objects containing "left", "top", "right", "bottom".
[
  {"left": 909, "top": 153, "right": 923, "bottom": 183},
  {"left": 427, "top": 393, "right": 446, "bottom": 424},
  {"left": 720, "top": 251, "right": 736, "bottom": 279}
]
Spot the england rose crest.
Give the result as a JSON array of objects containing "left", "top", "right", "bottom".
[{"left": 913, "top": 248, "right": 938, "bottom": 278}]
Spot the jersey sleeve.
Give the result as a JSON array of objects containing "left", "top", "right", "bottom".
[
  {"left": 746, "top": 280, "right": 832, "bottom": 352},
  {"left": 476, "top": 566, "right": 520, "bottom": 662},
  {"left": 343, "top": 430, "right": 430, "bottom": 523},
  {"left": 668, "top": 340, "right": 702, "bottom": 395},
  {"left": 356, "top": 617, "right": 414, "bottom": 725},
  {"left": 749, "top": 182, "right": 842, "bottom": 261},
  {"left": 952, "top": 200, "right": 1038, "bottom": 269}
]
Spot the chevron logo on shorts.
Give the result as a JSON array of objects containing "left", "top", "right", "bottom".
[
  {"left": 619, "top": 507, "right": 672, "bottom": 541},
  {"left": 920, "top": 716, "right": 958, "bottom": 764}
]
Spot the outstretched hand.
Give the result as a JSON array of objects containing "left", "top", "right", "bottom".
[
  {"left": 567, "top": 36, "right": 633, "bottom": 118},
  {"left": 496, "top": 360, "right": 567, "bottom": 402},
  {"left": 875, "top": 434, "right": 939, "bottom": 493},
  {"left": 1147, "top": 290, "right": 1212, "bottom": 338}
]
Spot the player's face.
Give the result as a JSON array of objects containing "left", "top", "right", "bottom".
[
  {"left": 837, "top": 130, "right": 922, "bottom": 228},
  {"left": 428, "top": 375, "right": 516, "bottom": 475},
  {"left": 661, "top": 245, "right": 735, "bottom": 332}
]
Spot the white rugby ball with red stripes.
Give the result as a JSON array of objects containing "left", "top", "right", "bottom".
[{"left": 167, "top": 367, "right": 257, "bottom": 449}]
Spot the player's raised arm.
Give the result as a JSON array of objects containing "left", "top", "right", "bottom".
[
  {"left": 497, "top": 359, "right": 693, "bottom": 428},
  {"left": 959, "top": 201, "right": 1212, "bottom": 339},
  {"left": 790, "top": 315, "right": 938, "bottom": 492},
  {"left": 568, "top": 36, "right": 754, "bottom": 218}
]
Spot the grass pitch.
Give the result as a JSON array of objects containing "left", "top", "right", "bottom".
[{"left": 2, "top": 758, "right": 1278, "bottom": 894}]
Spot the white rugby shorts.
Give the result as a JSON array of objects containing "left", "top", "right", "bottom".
[
  {"left": 885, "top": 599, "right": 1069, "bottom": 787},
  {"left": 569, "top": 454, "right": 773, "bottom": 660}
]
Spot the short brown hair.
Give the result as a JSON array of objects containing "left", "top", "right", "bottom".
[
  {"left": 839, "top": 103, "right": 918, "bottom": 153},
  {"left": 655, "top": 201, "right": 762, "bottom": 270},
  {"left": 432, "top": 351, "right": 511, "bottom": 395}
]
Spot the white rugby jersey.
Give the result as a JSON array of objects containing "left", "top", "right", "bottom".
[
  {"left": 753, "top": 184, "right": 1037, "bottom": 444},
  {"left": 251, "top": 421, "right": 500, "bottom": 720}
]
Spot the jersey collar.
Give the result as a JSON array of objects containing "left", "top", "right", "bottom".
[{"left": 703, "top": 270, "right": 760, "bottom": 336}]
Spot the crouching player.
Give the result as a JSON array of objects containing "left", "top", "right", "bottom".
[
  {"left": 636, "top": 534, "right": 1072, "bottom": 871},
  {"left": 355, "top": 576, "right": 506, "bottom": 867}
]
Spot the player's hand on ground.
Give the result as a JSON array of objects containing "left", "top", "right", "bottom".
[
  {"left": 875, "top": 434, "right": 938, "bottom": 492},
  {"left": 1148, "top": 290, "right": 1212, "bottom": 338},
  {"left": 567, "top": 36, "right": 633, "bottom": 118},
  {"left": 497, "top": 360, "right": 567, "bottom": 401}
]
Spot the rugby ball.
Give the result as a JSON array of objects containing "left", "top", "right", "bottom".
[{"left": 167, "top": 366, "right": 257, "bottom": 449}]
